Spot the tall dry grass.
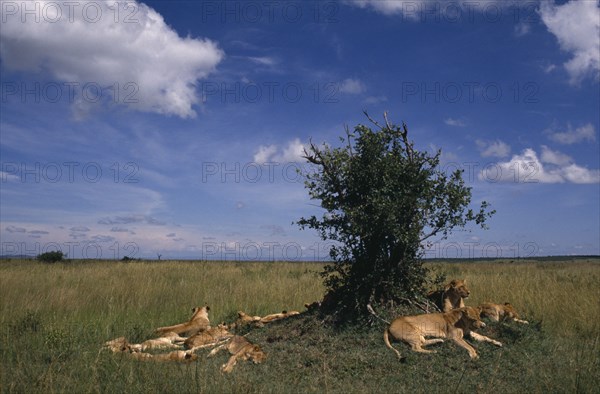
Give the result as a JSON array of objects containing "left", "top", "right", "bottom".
[
  {"left": 427, "top": 260, "right": 600, "bottom": 337},
  {"left": 1, "top": 258, "right": 598, "bottom": 393}
]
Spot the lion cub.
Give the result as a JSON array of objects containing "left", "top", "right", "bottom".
[
  {"left": 384, "top": 307, "right": 487, "bottom": 360},
  {"left": 208, "top": 336, "right": 266, "bottom": 373}
]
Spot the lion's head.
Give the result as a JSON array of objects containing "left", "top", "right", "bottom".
[
  {"left": 248, "top": 345, "right": 266, "bottom": 364},
  {"left": 446, "top": 279, "right": 470, "bottom": 299}
]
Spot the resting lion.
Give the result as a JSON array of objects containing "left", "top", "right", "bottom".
[
  {"left": 208, "top": 335, "right": 266, "bottom": 373},
  {"left": 260, "top": 310, "right": 300, "bottom": 324},
  {"left": 156, "top": 305, "right": 211, "bottom": 337},
  {"left": 129, "top": 350, "right": 198, "bottom": 362},
  {"left": 427, "top": 279, "right": 470, "bottom": 312},
  {"left": 478, "top": 302, "right": 529, "bottom": 324},
  {"left": 130, "top": 332, "right": 187, "bottom": 352},
  {"left": 104, "top": 336, "right": 132, "bottom": 353},
  {"left": 384, "top": 306, "right": 500, "bottom": 361},
  {"left": 184, "top": 324, "right": 233, "bottom": 351},
  {"left": 233, "top": 311, "right": 263, "bottom": 328}
]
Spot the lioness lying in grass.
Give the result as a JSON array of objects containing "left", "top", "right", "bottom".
[
  {"left": 384, "top": 307, "right": 500, "bottom": 361},
  {"left": 478, "top": 302, "right": 529, "bottom": 324},
  {"left": 184, "top": 324, "right": 233, "bottom": 351},
  {"left": 208, "top": 335, "right": 266, "bottom": 373},
  {"left": 156, "top": 305, "right": 211, "bottom": 337},
  {"left": 129, "top": 350, "right": 198, "bottom": 362}
]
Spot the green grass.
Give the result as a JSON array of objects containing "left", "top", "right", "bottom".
[{"left": 1, "top": 259, "right": 599, "bottom": 393}]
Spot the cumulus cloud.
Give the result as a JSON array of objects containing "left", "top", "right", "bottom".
[
  {"left": 254, "top": 138, "right": 306, "bottom": 163},
  {"left": 481, "top": 148, "right": 600, "bottom": 184},
  {"left": 539, "top": 0, "right": 600, "bottom": 84},
  {"left": 476, "top": 139, "right": 511, "bottom": 158},
  {"left": 547, "top": 123, "right": 596, "bottom": 145},
  {"left": 339, "top": 78, "right": 366, "bottom": 94},
  {"left": 0, "top": 0, "right": 224, "bottom": 118},
  {"left": 540, "top": 145, "right": 572, "bottom": 166}
]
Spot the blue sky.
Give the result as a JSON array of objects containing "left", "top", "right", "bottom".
[{"left": 1, "top": 0, "right": 599, "bottom": 260}]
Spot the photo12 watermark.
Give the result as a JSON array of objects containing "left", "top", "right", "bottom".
[
  {"left": 1, "top": 161, "right": 140, "bottom": 183},
  {"left": 1, "top": 241, "right": 140, "bottom": 260},
  {"left": 1, "top": 82, "right": 139, "bottom": 105}
]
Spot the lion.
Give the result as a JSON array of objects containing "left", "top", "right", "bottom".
[
  {"left": 156, "top": 306, "right": 211, "bottom": 337},
  {"left": 260, "top": 310, "right": 300, "bottom": 324},
  {"left": 131, "top": 332, "right": 187, "bottom": 352},
  {"left": 478, "top": 302, "right": 529, "bottom": 324},
  {"left": 184, "top": 324, "right": 233, "bottom": 351},
  {"left": 129, "top": 350, "right": 198, "bottom": 362},
  {"left": 427, "top": 279, "right": 470, "bottom": 312},
  {"left": 208, "top": 335, "right": 266, "bottom": 373},
  {"left": 104, "top": 336, "right": 132, "bottom": 353},
  {"left": 383, "top": 306, "right": 500, "bottom": 361}
]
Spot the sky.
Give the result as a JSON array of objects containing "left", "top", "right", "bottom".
[{"left": 0, "top": 0, "right": 599, "bottom": 260}]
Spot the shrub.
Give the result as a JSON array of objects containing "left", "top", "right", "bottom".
[{"left": 36, "top": 251, "right": 64, "bottom": 263}]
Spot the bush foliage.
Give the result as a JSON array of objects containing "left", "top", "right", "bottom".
[
  {"left": 36, "top": 250, "right": 64, "bottom": 263},
  {"left": 299, "top": 114, "right": 494, "bottom": 320}
]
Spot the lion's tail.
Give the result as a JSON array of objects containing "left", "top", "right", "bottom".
[{"left": 383, "top": 328, "right": 402, "bottom": 360}]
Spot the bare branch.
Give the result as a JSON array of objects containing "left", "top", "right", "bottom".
[{"left": 363, "top": 111, "right": 385, "bottom": 130}]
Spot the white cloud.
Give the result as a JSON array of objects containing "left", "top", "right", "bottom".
[
  {"left": 347, "top": 0, "right": 516, "bottom": 18},
  {"left": 481, "top": 148, "right": 600, "bottom": 184},
  {"left": 543, "top": 64, "right": 557, "bottom": 73},
  {"left": 476, "top": 139, "right": 511, "bottom": 158},
  {"left": 253, "top": 144, "right": 278, "bottom": 163},
  {"left": 539, "top": 0, "right": 600, "bottom": 84},
  {"left": 247, "top": 56, "right": 277, "bottom": 66},
  {"left": 540, "top": 145, "right": 571, "bottom": 166},
  {"left": 547, "top": 123, "right": 596, "bottom": 145},
  {"left": 514, "top": 22, "right": 531, "bottom": 37},
  {"left": 364, "top": 95, "right": 388, "bottom": 104},
  {"left": 339, "top": 78, "right": 366, "bottom": 94},
  {"left": 445, "top": 118, "right": 466, "bottom": 127},
  {"left": 254, "top": 138, "right": 306, "bottom": 163},
  {"left": 0, "top": 0, "right": 224, "bottom": 118},
  {"left": 0, "top": 171, "right": 19, "bottom": 182}
]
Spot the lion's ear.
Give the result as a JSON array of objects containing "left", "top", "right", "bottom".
[
  {"left": 504, "top": 302, "right": 511, "bottom": 306},
  {"left": 253, "top": 345, "right": 261, "bottom": 351}
]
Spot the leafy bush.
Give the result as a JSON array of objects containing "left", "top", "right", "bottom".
[
  {"left": 36, "top": 250, "right": 64, "bottom": 263},
  {"left": 299, "top": 113, "right": 494, "bottom": 320}
]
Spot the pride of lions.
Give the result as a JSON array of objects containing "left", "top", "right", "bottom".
[
  {"left": 103, "top": 279, "right": 528, "bottom": 371},
  {"left": 104, "top": 306, "right": 298, "bottom": 372},
  {"left": 384, "top": 279, "right": 528, "bottom": 361}
]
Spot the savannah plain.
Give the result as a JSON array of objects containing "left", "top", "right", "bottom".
[{"left": 1, "top": 257, "right": 598, "bottom": 393}]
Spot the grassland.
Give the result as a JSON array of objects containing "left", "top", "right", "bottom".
[{"left": 1, "top": 258, "right": 598, "bottom": 393}]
